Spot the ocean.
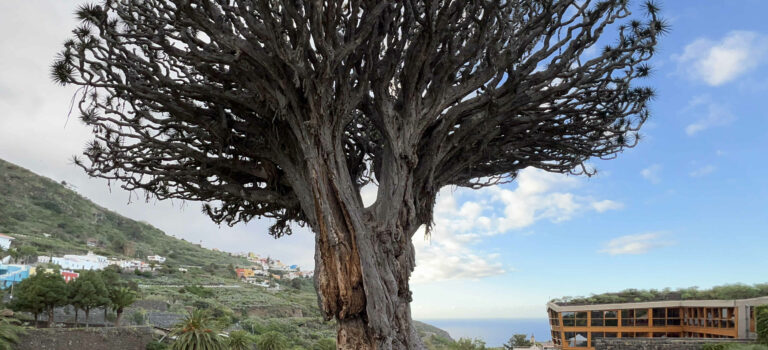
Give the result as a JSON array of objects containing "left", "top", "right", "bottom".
[{"left": 419, "top": 318, "right": 551, "bottom": 347}]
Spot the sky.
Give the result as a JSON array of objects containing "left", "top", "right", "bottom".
[{"left": 1, "top": 1, "right": 768, "bottom": 320}]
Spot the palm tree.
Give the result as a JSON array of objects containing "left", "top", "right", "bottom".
[
  {"left": 0, "top": 316, "right": 25, "bottom": 350},
  {"left": 255, "top": 331, "right": 288, "bottom": 350},
  {"left": 170, "top": 309, "right": 225, "bottom": 350},
  {"left": 109, "top": 287, "right": 137, "bottom": 326},
  {"left": 226, "top": 330, "right": 254, "bottom": 350}
]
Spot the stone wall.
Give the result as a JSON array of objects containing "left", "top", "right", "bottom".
[
  {"left": 243, "top": 305, "right": 303, "bottom": 318},
  {"left": 593, "top": 338, "right": 755, "bottom": 350},
  {"left": 16, "top": 326, "right": 154, "bottom": 350}
]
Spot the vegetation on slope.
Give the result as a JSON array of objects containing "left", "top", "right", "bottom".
[
  {"left": 0, "top": 158, "right": 246, "bottom": 266},
  {"left": 0, "top": 158, "right": 468, "bottom": 348},
  {"left": 553, "top": 283, "right": 768, "bottom": 306}
]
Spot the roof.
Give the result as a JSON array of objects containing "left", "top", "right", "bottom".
[
  {"left": 547, "top": 295, "right": 768, "bottom": 312},
  {"left": 0, "top": 234, "right": 15, "bottom": 240}
]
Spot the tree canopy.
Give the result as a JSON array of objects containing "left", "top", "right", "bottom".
[
  {"left": 68, "top": 270, "right": 110, "bottom": 326},
  {"left": 56, "top": 0, "right": 663, "bottom": 237}
]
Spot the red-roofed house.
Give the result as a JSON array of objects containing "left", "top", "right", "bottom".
[{"left": 61, "top": 270, "right": 79, "bottom": 283}]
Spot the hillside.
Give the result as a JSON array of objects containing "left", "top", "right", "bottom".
[
  {"left": 0, "top": 158, "right": 460, "bottom": 347},
  {"left": 0, "top": 158, "right": 246, "bottom": 266}
]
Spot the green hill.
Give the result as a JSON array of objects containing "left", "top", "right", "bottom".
[
  {"left": 0, "top": 158, "right": 246, "bottom": 266},
  {"left": 0, "top": 158, "right": 459, "bottom": 347}
]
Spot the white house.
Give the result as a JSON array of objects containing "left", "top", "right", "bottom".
[
  {"left": 147, "top": 255, "right": 166, "bottom": 263},
  {"left": 0, "top": 234, "right": 15, "bottom": 251},
  {"left": 51, "top": 251, "right": 109, "bottom": 271}
]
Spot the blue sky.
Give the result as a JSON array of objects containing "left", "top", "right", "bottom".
[{"left": 1, "top": 1, "right": 767, "bottom": 320}]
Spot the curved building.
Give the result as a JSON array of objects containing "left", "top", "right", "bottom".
[{"left": 546, "top": 296, "right": 768, "bottom": 349}]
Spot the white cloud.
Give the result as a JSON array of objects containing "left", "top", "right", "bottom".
[
  {"left": 690, "top": 165, "right": 716, "bottom": 177},
  {"left": 641, "top": 164, "right": 662, "bottom": 184},
  {"left": 600, "top": 232, "right": 674, "bottom": 255},
  {"left": 592, "top": 200, "right": 625, "bottom": 213},
  {"left": 675, "top": 31, "right": 768, "bottom": 86},
  {"left": 683, "top": 95, "right": 736, "bottom": 136},
  {"left": 412, "top": 168, "right": 622, "bottom": 283}
]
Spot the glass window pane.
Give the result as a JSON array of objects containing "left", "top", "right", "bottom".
[
  {"left": 592, "top": 319, "right": 604, "bottom": 327},
  {"left": 622, "top": 319, "right": 635, "bottom": 326},
  {"left": 667, "top": 308, "right": 680, "bottom": 318},
  {"left": 563, "top": 312, "right": 575, "bottom": 319},
  {"left": 636, "top": 309, "right": 648, "bottom": 318},
  {"left": 622, "top": 309, "right": 634, "bottom": 319},
  {"left": 605, "top": 319, "right": 618, "bottom": 327},
  {"left": 567, "top": 332, "right": 588, "bottom": 347},
  {"left": 575, "top": 319, "right": 587, "bottom": 327},
  {"left": 563, "top": 319, "right": 575, "bottom": 327},
  {"left": 576, "top": 312, "right": 588, "bottom": 319},
  {"left": 605, "top": 333, "right": 618, "bottom": 338},
  {"left": 592, "top": 311, "right": 603, "bottom": 319},
  {"left": 605, "top": 310, "right": 618, "bottom": 318},
  {"left": 653, "top": 308, "right": 666, "bottom": 318}
]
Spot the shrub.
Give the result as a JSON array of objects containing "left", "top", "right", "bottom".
[
  {"left": 757, "top": 305, "right": 768, "bottom": 345},
  {"left": 255, "top": 331, "right": 289, "bottom": 350},
  {"left": 146, "top": 340, "right": 168, "bottom": 350}
]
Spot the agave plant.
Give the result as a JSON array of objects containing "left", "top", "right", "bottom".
[
  {"left": 226, "top": 330, "right": 254, "bottom": 350},
  {"left": 170, "top": 309, "right": 226, "bottom": 350}
]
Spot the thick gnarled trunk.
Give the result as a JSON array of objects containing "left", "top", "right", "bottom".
[{"left": 306, "top": 156, "right": 422, "bottom": 350}]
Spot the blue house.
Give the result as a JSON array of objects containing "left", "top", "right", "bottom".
[{"left": 0, "top": 264, "right": 30, "bottom": 289}]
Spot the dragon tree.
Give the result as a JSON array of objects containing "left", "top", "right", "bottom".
[{"left": 53, "top": 0, "right": 664, "bottom": 348}]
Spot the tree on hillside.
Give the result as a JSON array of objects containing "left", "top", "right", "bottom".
[
  {"left": 450, "top": 338, "right": 486, "bottom": 350},
  {"left": 109, "top": 287, "right": 137, "bottom": 327},
  {"left": 503, "top": 334, "right": 531, "bottom": 349},
  {"left": 16, "top": 246, "right": 37, "bottom": 265},
  {"left": 68, "top": 270, "right": 110, "bottom": 327},
  {"left": 9, "top": 275, "right": 45, "bottom": 323},
  {"left": 37, "top": 272, "right": 68, "bottom": 327},
  {"left": 55, "top": 1, "right": 663, "bottom": 348}
]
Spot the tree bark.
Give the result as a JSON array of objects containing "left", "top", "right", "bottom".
[
  {"left": 85, "top": 308, "right": 90, "bottom": 328},
  {"left": 115, "top": 308, "right": 123, "bottom": 327},
  {"left": 304, "top": 149, "right": 422, "bottom": 350}
]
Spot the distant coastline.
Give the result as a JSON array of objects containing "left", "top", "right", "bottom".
[{"left": 419, "top": 318, "right": 550, "bottom": 347}]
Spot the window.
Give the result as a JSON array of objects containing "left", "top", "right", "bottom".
[
  {"left": 653, "top": 308, "right": 666, "bottom": 326},
  {"left": 566, "top": 332, "right": 588, "bottom": 347},
  {"left": 575, "top": 312, "right": 588, "bottom": 327},
  {"left": 667, "top": 308, "right": 681, "bottom": 326},
  {"left": 622, "top": 332, "right": 635, "bottom": 338},
  {"left": 636, "top": 309, "right": 649, "bottom": 326},
  {"left": 592, "top": 310, "right": 618, "bottom": 327},
  {"left": 591, "top": 311, "right": 604, "bottom": 326},
  {"left": 622, "top": 309, "right": 635, "bottom": 326},
  {"left": 563, "top": 312, "right": 575, "bottom": 327}
]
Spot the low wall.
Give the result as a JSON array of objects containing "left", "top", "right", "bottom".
[
  {"left": 16, "top": 326, "right": 154, "bottom": 350},
  {"left": 593, "top": 338, "right": 755, "bottom": 350},
  {"left": 243, "top": 305, "right": 303, "bottom": 318}
]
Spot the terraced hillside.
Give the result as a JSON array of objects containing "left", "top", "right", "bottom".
[{"left": 0, "top": 158, "right": 246, "bottom": 266}]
